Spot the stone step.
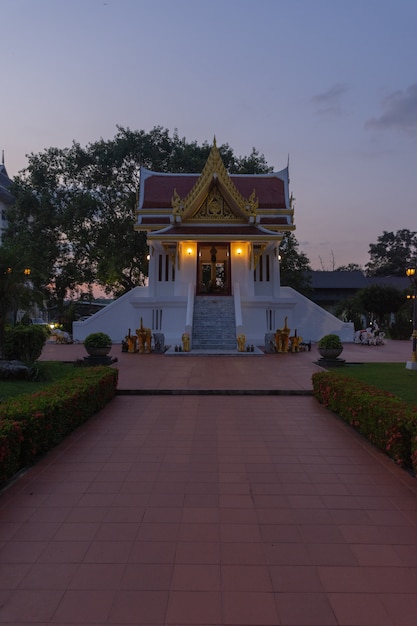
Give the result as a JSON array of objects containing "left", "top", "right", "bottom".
[{"left": 192, "top": 296, "right": 236, "bottom": 351}]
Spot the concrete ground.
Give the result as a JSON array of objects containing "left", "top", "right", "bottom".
[{"left": 0, "top": 339, "right": 416, "bottom": 625}]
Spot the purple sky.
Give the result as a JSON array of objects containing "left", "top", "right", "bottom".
[{"left": 2, "top": 0, "right": 417, "bottom": 270}]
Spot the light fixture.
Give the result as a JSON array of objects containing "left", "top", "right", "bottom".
[
  {"left": 406, "top": 266, "right": 417, "bottom": 369},
  {"left": 146, "top": 254, "right": 150, "bottom": 261},
  {"left": 236, "top": 248, "right": 242, "bottom": 255},
  {"left": 187, "top": 247, "right": 192, "bottom": 255}
]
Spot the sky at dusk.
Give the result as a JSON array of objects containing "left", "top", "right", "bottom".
[{"left": 2, "top": 0, "right": 417, "bottom": 270}]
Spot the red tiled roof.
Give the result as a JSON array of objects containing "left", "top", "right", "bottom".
[
  {"left": 141, "top": 173, "right": 286, "bottom": 210},
  {"left": 140, "top": 217, "right": 171, "bottom": 225},
  {"left": 258, "top": 217, "right": 288, "bottom": 225}
]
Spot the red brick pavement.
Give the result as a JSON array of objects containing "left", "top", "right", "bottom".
[{"left": 0, "top": 339, "right": 415, "bottom": 624}]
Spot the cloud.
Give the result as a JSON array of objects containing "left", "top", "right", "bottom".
[
  {"left": 311, "top": 83, "right": 349, "bottom": 115},
  {"left": 365, "top": 83, "right": 417, "bottom": 135}
]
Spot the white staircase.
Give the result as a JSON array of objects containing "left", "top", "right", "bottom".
[{"left": 192, "top": 296, "right": 237, "bottom": 351}]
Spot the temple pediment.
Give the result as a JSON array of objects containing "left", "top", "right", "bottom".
[{"left": 171, "top": 139, "right": 259, "bottom": 224}]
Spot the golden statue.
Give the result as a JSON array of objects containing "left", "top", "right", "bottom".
[
  {"left": 289, "top": 329, "right": 302, "bottom": 353},
  {"left": 237, "top": 334, "right": 246, "bottom": 352},
  {"left": 125, "top": 329, "right": 137, "bottom": 353},
  {"left": 136, "top": 317, "right": 152, "bottom": 353},
  {"left": 182, "top": 332, "right": 190, "bottom": 352},
  {"left": 275, "top": 317, "right": 291, "bottom": 353}
]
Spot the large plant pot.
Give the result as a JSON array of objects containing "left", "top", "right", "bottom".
[
  {"left": 318, "top": 347, "right": 343, "bottom": 360},
  {"left": 85, "top": 346, "right": 111, "bottom": 357}
]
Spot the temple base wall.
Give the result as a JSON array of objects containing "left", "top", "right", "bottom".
[{"left": 73, "top": 285, "right": 354, "bottom": 347}]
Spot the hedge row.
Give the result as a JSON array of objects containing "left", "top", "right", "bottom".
[
  {"left": 0, "top": 366, "right": 118, "bottom": 484},
  {"left": 312, "top": 371, "right": 417, "bottom": 473}
]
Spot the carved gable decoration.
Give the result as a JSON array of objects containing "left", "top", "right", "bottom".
[
  {"left": 171, "top": 139, "right": 259, "bottom": 224},
  {"left": 192, "top": 185, "right": 240, "bottom": 222}
]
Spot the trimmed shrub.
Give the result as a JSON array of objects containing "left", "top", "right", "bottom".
[
  {"left": 312, "top": 371, "right": 417, "bottom": 472},
  {"left": 0, "top": 366, "right": 118, "bottom": 483},
  {"left": 5, "top": 325, "right": 48, "bottom": 363}
]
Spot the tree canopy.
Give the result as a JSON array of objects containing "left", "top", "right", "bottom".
[
  {"left": 366, "top": 229, "right": 417, "bottom": 277},
  {"left": 279, "top": 231, "right": 312, "bottom": 295}
]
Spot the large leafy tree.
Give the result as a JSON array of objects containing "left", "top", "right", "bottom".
[
  {"left": 0, "top": 244, "right": 38, "bottom": 358},
  {"left": 279, "top": 231, "right": 312, "bottom": 295},
  {"left": 356, "top": 284, "right": 405, "bottom": 326},
  {"left": 5, "top": 127, "right": 272, "bottom": 311},
  {"left": 366, "top": 229, "right": 417, "bottom": 277}
]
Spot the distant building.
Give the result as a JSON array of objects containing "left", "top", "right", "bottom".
[
  {"left": 0, "top": 153, "right": 14, "bottom": 245},
  {"left": 307, "top": 270, "right": 409, "bottom": 313}
]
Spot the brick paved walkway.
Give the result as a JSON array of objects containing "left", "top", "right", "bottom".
[{"left": 0, "top": 340, "right": 416, "bottom": 624}]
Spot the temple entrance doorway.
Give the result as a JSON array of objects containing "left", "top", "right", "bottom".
[{"left": 196, "top": 243, "right": 231, "bottom": 295}]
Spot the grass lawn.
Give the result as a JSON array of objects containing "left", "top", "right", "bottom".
[
  {"left": 0, "top": 362, "right": 74, "bottom": 402},
  {"left": 328, "top": 362, "right": 417, "bottom": 405}
]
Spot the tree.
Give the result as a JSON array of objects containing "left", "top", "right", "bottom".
[
  {"left": 279, "top": 232, "right": 312, "bottom": 295},
  {"left": 356, "top": 284, "right": 405, "bottom": 326},
  {"left": 335, "top": 263, "right": 363, "bottom": 272},
  {"left": 5, "top": 127, "right": 273, "bottom": 308},
  {"left": 366, "top": 229, "right": 417, "bottom": 277},
  {"left": 0, "top": 245, "right": 36, "bottom": 359}
]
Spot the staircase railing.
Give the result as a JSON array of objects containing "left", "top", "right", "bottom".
[
  {"left": 233, "top": 282, "right": 244, "bottom": 336},
  {"left": 185, "top": 282, "right": 194, "bottom": 337}
]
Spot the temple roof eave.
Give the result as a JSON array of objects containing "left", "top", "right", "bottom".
[{"left": 145, "top": 224, "right": 287, "bottom": 242}]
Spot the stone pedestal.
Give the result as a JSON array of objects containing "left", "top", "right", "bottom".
[
  {"left": 153, "top": 333, "right": 165, "bottom": 353},
  {"left": 264, "top": 333, "right": 276, "bottom": 353}
]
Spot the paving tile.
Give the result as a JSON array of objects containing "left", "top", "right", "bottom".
[
  {"left": 0, "top": 540, "right": 48, "bottom": 563},
  {"left": 0, "top": 563, "right": 31, "bottom": 589},
  {"left": 171, "top": 563, "right": 221, "bottom": 591},
  {"left": 129, "top": 540, "right": 177, "bottom": 564},
  {"left": 68, "top": 563, "right": 125, "bottom": 589},
  {"left": 0, "top": 588, "right": 64, "bottom": 622},
  {"left": 222, "top": 564, "right": 273, "bottom": 591},
  {"left": 20, "top": 563, "right": 78, "bottom": 590},
  {"left": 222, "top": 591, "right": 279, "bottom": 625},
  {"left": 166, "top": 590, "right": 222, "bottom": 624},
  {"left": 52, "top": 588, "right": 115, "bottom": 623},
  {"left": 120, "top": 563, "right": 173, "bottom": 590},
  {"left": 221, "top": 542, "right": 266, "bottom": 565},
  {"left": 175, "top": 541, "right": 221, "bottom": 564},
  {"left": 275, "top": 592, "right": 337, "bottom": 625},
  {"left": 270, "top": 565, "right": 325, "bottom": 592},
  {"left": 381, "top": 593, "right": 417, "bottom": 626},
  {"left": 328, "top": 592, "right": 392, "bottom": 625}
]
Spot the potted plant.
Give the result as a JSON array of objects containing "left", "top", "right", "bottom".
[
  {"left": 318, "top": 333, "right": 343, "bottom": 359},
  {"left": 83, "top": 332, "right": 112, "bottom": 357}
]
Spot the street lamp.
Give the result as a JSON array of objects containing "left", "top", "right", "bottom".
[{"left": 406, "top": 266, "right": 417, "bottom": 370}]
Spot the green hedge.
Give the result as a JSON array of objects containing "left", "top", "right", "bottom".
[
  {"left": 0, "top": 366, "right": 118, "bottom": 484},
  {"left": 312, "top": 371, "right": 417, "bottom": 473}
]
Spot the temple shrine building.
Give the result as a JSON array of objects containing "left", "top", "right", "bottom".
[{"left": 73, "top": 141, "right": 353, "bottom": 350}]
